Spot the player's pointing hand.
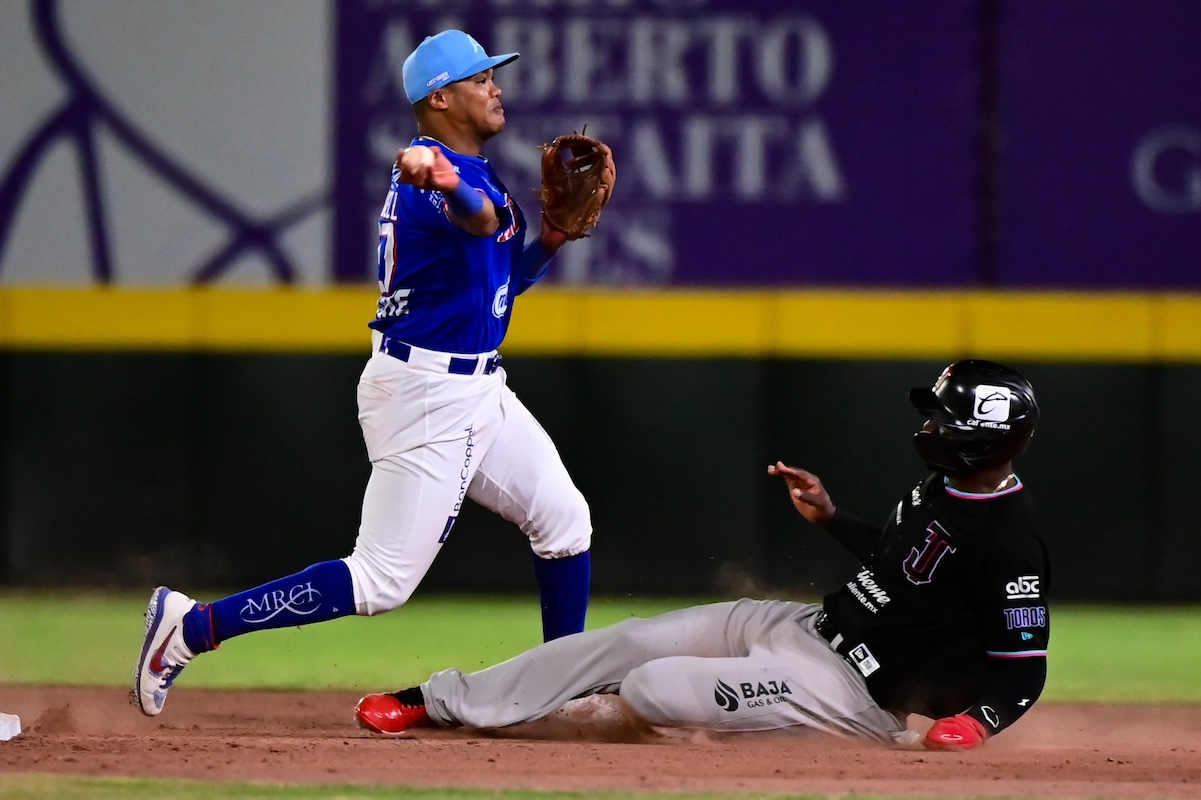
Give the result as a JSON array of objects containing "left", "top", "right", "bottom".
[{"left": 768, "top": 461, "right": 836, "bottom": 527}]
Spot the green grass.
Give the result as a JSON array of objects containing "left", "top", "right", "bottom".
[
  {"left": 1, "top": 591, "right": 1199, "bottom": 703},
  {"left": 1042, "top": 605, "right": 1201, "bottom": 702},
  {"left": 0, "top": 592, "right": 698, "bottom": 691}
]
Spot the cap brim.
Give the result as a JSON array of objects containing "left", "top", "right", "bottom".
[{"left": 453, "top": 52, "right": 519, "bottom": 83}]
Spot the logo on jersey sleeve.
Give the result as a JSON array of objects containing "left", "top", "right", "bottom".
[
  {"left": 1002, "top": 606, "right": 1047, "bottom": 629},
  {"left": 496, "top": 194, "right": 521, "bottom": 243},
  {"left": 903, "top": 521, "right": 958, "bottom": 585},
  {"left": 1005, "top": 575, "right": 1040, "bottom": 599}
]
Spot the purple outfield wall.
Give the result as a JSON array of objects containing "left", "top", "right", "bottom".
[
  {"left": 997, "top": 1, "right": 1201, "bottom": 288},
  {"left": 334, "top": 0, "right": 980, "bottom": 286},
  {"left": 334, "top": 1, "right": 1201, "bottom": 289}
]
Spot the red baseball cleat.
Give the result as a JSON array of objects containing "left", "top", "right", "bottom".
[{"left": 355, "top": 689, "right": 433, "bottom": 736}]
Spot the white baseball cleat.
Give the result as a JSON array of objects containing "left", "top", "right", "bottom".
[{"left": 132, "top": 586, "right": 198, "bottom": 716}]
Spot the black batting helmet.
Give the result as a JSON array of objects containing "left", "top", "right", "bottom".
[{"left": 909, "top": 359, "right": 1039, "bottom": 476}]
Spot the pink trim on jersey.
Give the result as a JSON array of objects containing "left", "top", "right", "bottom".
[
  {"left": 943, "top": 476, "right": 1024, "bottom": 500},
  {"left": 987, "top": 649, "right": 1047, "bottom": 658}
]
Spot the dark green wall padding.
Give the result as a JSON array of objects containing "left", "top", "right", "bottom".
[{"left": 1, "top": 353, "right": 1198, "bottom": 602}]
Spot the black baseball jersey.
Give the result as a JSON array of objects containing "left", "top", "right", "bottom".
[{"left": 819, "top": 473, "right": 1050, "bottom": 725}]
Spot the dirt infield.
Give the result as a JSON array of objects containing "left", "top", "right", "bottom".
[{"left": 1, "top": 685, "right": 1198, "bottom": 798}]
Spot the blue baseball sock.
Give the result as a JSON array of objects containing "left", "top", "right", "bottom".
[
  {"left": 182, "top": 560, "right": 356, "bottom": 653},
  {"left": 532, "top": 550, "right": 591, "bottom": 641}
]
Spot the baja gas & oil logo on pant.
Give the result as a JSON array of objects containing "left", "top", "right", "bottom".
[{"left": 714, "top": 678, "right": 793, "bottom": 712}]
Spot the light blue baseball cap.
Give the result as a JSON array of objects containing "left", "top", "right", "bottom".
[{"left": 402, "top": 30, "right": 519, "bottom": 105}]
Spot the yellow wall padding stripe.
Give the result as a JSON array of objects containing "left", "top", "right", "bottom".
[{"left": 1, "top": 287, "right": 1199, "bottom": 362}]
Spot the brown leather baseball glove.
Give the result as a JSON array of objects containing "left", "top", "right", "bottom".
[{"left": 539, "top": 133, "right": 616, "bottom": 240}]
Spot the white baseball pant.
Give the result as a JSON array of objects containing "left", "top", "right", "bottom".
[{"left": 343, "top": 344, "right": 591, "bottom": 615}]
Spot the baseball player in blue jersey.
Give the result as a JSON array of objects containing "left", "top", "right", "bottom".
[
  {"left": 134, "top": 30, "right": 600, "bottom": 717},
  {"left": 355, "top": 361, "right": 1050, "bottom": 751}
]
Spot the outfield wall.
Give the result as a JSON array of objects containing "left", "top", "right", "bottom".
[
  {"left": 2, "top": 288, "right": 1199, "bottom": 602},
  {"left": 3, "top": 3, "right": 1198, "bottom": 602}
]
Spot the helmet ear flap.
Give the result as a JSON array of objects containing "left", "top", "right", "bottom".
[{"left": 913, "top": 429, "right": 974, "bottom": 476}]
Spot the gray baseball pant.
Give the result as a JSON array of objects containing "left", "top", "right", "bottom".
[{"left": 421, "top": 599, "right": 909, "bottom": 742}]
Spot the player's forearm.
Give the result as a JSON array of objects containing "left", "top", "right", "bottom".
[
  {"left": 514, "top": 238, "right": 558, "bottom": 295},
  {"left": 965, "top": 655, "right": 1047, "bottom": 736},
  {"left": 444, "top": 180, "right": 499, "bottom": 236},
  {"left": 824, "top": 508, "right": 882, "bottom": 563}
]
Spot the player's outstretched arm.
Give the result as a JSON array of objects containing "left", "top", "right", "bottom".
[
  {"left": 770, "top": 462, "right": 880, "bottom": 560},
  {"left": 768, "top": 462, "right": 836, "bottom": 527},
  {"left": 512, "top": 219, "right": 568, "bottom": 296}
]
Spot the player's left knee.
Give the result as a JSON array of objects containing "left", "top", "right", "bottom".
[
  {"left": 342, "top": 548, "right": 417, "bottom": 615},
  {"left": 619, "top": 665, "right": 678, "bottom": 727},
  {"left": 529, "top": 488, "right": 591, "bottom": 558}
]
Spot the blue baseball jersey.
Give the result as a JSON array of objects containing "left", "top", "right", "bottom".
[{"left": 370, "top": 137, "right": 529, "bottom": 353}]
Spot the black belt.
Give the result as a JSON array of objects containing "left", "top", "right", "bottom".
[
  {"left": 381, "top": 338, "right": 502, "bottom": 375},
  {"left": 815, "top": 611, "right": 898, "bottom": 712},
  {"left": 814, "top": 610, "right": 841, "bottom": 646}
]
